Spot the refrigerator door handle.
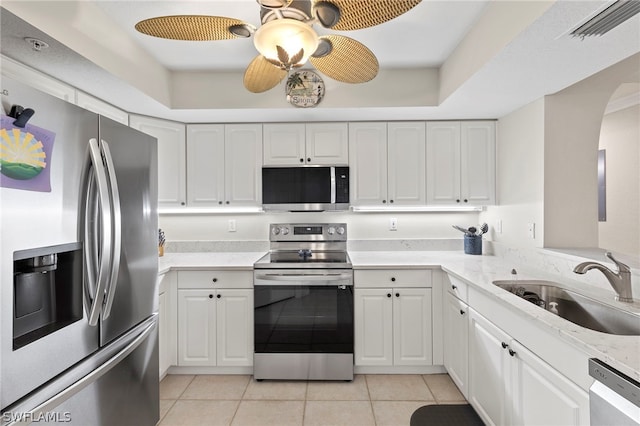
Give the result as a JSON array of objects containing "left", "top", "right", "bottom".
[
  {"left": 100, "top": 140, "right": 122, "bottom": 320},
  {"left": 5, "top": 317, "right": 157, "bottom": 426},
  {"left": 84, "top": 138, "right": 113, "bottom": 326}
]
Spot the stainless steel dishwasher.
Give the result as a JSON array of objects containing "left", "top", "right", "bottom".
[{"left": 589, "top": 358, "right": 640, "bottom": 425}]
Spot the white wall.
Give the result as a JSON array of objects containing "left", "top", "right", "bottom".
[
  {"left": 159, "top": 211, "right": 481, "bottom": 243},
  {"left": 543, "top": 53, "right": 640, "bottom": 249},
  {"left": 598, "top": 104, "right": 640, "bottom": 257},
  {"left": 481, "top": 98, "right": 544, "bottom": 248}
]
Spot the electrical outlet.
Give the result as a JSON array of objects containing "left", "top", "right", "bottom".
[
  {"left": 389, "top": 218, "right": 398, "bottom": 231},
  {"left": 527, "top": 222, "right": 535, "bottom": 239},
  {"left": 228, "top": 219, "right": 237, "bottom": 232}
]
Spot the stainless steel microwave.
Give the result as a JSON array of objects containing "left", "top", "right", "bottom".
[{"left": 262, "top": 166, "right": 349, "bottom": 212}]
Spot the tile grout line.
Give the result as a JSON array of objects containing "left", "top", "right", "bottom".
[{"left": 363, "top": 375, "right": 379, "bottom": 426}]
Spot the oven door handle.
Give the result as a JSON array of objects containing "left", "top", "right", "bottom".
[{"left": 254, "top": 273, "right": 353, "bottom": 286}]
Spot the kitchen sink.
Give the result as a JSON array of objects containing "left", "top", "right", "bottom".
[{"left": 492, "top": 280, "right": 640, "bottom": 336}]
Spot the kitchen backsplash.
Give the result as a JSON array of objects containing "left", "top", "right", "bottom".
[{"left": 166, "top": 238, "right": 463, "bottom": 253}]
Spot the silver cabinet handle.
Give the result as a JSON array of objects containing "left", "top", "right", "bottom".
[{"left": 100, "top": 140, "right": 121, "bottom": 320}]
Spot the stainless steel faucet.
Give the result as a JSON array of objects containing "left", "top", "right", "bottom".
[{"left": 573, "top": 252, "right": 633, "bottom": 302}]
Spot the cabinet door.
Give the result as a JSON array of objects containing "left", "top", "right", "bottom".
[
  {"left": 225, "top": 124, "right": 263, "bottom": 206},
  {"left": 354, "top": 288, "right": 393, "bottom": 366},
  {"left": 186, "top": 124, "right": 225, "bottom": 206},
  {"left": 387, "top": 122, "right": 426, "bottom": 205},
  {"left": 130, "top": 115, "right": 186, "bottom": 208},
  {"left": 393, "top": 288, "right": 432, "bottom": 366},
  {"left": 426, "top": 122, "right": 461, "bottom": 204},
  {"left": 216, "top": 289, "right": 253, "bottom": 366},
  {"left": 306, "top": 122, "right": 349, "bottom": 165},
  {"left": 509, "top": 340, "right": 589, "bottom": 426},
  {"left": 263, "top": 123, "right": 306, "bottom": 165},
  {"left": 349, "top": 122, "right": 388, "bottom": 206},
  {"left": 178, "top": 290, "right": 216, "bottom": 366},
  {"left": 461, "top": 121, "right": 495, "bottom": 205},
  {"left": 468, "top": 309, "right": 511, "bottom": 426},
  {"left": 443, "top": 292, "right": 469, "bottom": 397}
]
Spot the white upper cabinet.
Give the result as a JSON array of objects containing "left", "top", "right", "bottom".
[
  {"left": 349, "top": 122, "right": 388, "bottom": 206},
  {"left": 305, "top": 122, "right": 349, "bottom": 165},
  {"left": 461, "top": 121, "right": 496, "bottom": 205},
  {"left": 350, "top": 122, "right": 426, "bottom": 206},
  {"left": 387, "top": 122, "right": 426, "bottom": 205},
  {"left": 186, "top": 124, "right": 225, "bottom": 207},
  {"left": 225, "top": 124, "right": 263, "bottom": 206},
  {"left": 263, "top": 122, "right": 348, "bottom": 165},
  {"left": 427, "top": 121, "right": 495, "bottom": 206},
  {"left": 130, "top": 115, "right": 186, "bottom": 208},
  {"left": 263, "top": 123, "right": 306, "bottom": 165},
  {"left": 163, "top": 123, "right": 262, "bottom": 209}
]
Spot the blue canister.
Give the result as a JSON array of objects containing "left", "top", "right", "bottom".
[{"left": 464, "top": 235, "right": 482, "bottom": 255}]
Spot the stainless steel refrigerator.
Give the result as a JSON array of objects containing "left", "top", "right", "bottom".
[{"left": 0, "top": 77, "right": 159, "bottom": 425}]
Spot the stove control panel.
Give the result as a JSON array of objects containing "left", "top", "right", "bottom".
[{"left": 269, "top": 223, "right": 347, "bottom": 242}]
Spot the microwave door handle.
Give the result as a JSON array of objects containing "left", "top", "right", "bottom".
[
  {"left": 84, "top": 138, "right": 113, "bottom": 326},
  {"left": 330, "top": 166, "right": 336, "bottom": 204},
  {"left": 100, "top": 140, "right": 121, "bottom": 320}
]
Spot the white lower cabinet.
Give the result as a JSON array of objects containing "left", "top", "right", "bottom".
[
  {"left": 158, "top": 271, "right": 177, "bottom": 378},
  {"left": 176, "top": 270, "right": 253, "bottom": 368},
  {"left": 468, "top": 308, "right": 589, "bottom": 426},
  {"left": 177, "top": 288, "right": 253, "bottom": 367},
  {"left": 355, "top": 287, "right": 432, "bottom": 366},
  {"left": 443, "top": 291, "right": 469, "bottom": 397},
  {"left": 509, "top": 339, "right": 589, "bottom": 426}
]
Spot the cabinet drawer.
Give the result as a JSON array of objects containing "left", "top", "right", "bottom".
[
  {"left": 354, "top": 269, "right": 431, "bottom": 288},
  {"left": 178, "top": 270, "right": 253, "bottom": 289},
  {"left": 446, "top": 274, "right": 468, "bottom": 302}
]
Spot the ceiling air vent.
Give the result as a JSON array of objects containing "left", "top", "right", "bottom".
[{"left": 571, "top": 0, "right": 640, "bottom": 38}]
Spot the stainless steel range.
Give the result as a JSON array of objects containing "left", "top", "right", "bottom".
[{"left": 253, "top": 223, "right": 353, "bottom": 381}]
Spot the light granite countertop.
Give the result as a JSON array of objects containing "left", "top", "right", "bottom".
[
  {"left": 157, "top": 249, "right": 640, "bottom": 382},
  {"left": 350, "top": 250, "right": 640, "bottom": 383},
  {"left": 158, "top": 252, "right": 265, "bottom": 274}
]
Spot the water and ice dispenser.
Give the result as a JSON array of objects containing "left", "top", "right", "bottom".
[{"left": 13, "top": 242, "right": 83, "bottom": 349}]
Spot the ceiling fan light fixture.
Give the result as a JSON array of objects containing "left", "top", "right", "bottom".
[{"left": 253, "top": 19, "right": 319, "bottom": 67}]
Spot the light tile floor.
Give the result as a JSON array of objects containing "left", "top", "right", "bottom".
[{"left": 159, "top": 374, "right": 468, "bottom": 426}]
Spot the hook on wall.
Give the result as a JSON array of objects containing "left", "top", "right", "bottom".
[{"left": 8, "top": 105, "right": 35, "bottom": 128}]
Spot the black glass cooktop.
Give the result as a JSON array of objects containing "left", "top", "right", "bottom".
[
  {"left": 269, "top": 251, "right": 349, "bottom": 263},
  {"left": 254, "top": 251, "right": 351, "bottom": 268}
]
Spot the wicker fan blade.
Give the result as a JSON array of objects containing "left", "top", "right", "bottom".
[
  {"left": 244, "top": 55, "right": 288, "bottom": 93},
  {"left": 316, "top": 0, "right": 422, "bottom": 31},
  {"left": 310, "top": 35, "right": 378, "bottom": 83},
  {"left": 135, "top": 15, "right": 253, "bottom": 41}
]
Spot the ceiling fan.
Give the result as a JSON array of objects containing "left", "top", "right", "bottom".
[{"left": 134, "top": 0, "right": 422, "bottom": 93}]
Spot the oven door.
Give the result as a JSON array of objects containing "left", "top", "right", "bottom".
[{"left": 254, "top": 270, "right": 353, "bottom": 354}]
